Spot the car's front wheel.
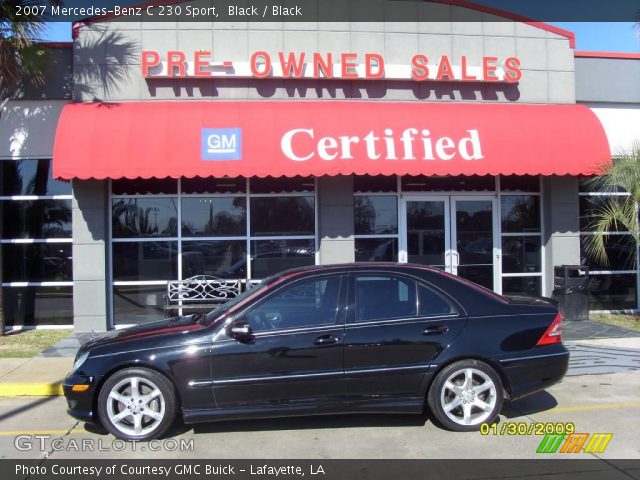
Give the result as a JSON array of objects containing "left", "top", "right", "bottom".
[
  {"left": 427, "top": 359, "right": 503, "bottom": 432},
  {"left": 97, "top": 368, "right": 177, "bottom": 441}
]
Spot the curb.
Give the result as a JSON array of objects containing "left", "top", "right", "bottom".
[{"left": 0, "top": 383, "right": 63, "bottom": 396}]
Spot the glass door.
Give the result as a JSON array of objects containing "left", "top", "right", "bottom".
[
  {"left": 400, "top": 196, "right": 450, "bottom": 271},
  {"left": 400, "top": 195, "right": 500, "bottom": 293},
  {"left": 450, "top": 197, "right": 499, "bottom": 291}
]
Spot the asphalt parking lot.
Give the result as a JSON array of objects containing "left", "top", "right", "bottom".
[{"left": 0, "top": 370, "right": 638, "bottom": 460}]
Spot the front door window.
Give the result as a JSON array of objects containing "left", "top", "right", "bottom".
[{"left": 246, "top": 275, "right": 342, "bottom": 332}]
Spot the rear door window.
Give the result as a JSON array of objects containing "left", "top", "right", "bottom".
[{"left": 354, "top": 274, "right": 417, "bottom": 322}]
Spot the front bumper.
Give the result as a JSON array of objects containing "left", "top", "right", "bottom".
[
  {"left": 500, "top": 345, "right": 570, "bottom": 400},
  {"left": 62, "top": 371, "right": 100, "bottom": 423}
]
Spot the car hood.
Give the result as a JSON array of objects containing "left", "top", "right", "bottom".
[{"left": 80, "top": 315, "right": 206, "bottom": 352}]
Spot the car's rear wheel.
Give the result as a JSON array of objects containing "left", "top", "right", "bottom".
[
  {"left": 97, "top": 368, "right": 176, "bottom": 441},
  {"left": 427, "top": 359, "right": 503, "bottom": 432}
]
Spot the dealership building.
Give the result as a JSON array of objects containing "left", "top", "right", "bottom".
[{"left": 1, "top": 0, "right": 639, "bottom": 331}]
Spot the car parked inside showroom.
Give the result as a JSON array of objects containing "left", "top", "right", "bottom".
[{"left": 64, "top": 263, "right": 568, "bottom": 440}]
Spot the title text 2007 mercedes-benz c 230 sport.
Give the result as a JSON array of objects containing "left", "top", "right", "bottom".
[{"left": 64, "top": 263, "right": 568, "bottom": 441}]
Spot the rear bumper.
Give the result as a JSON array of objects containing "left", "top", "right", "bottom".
[{"left": 499, "top": 346, "right": 569, "bottom": 400}]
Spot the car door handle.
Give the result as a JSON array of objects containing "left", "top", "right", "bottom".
[
  {"left": 314, "top": 335, "right": 341, "bottom": 345},
  {"left": 423, "top": 325, "right": 449, "bottom": 335}
]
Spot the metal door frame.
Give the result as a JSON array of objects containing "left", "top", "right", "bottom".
[{"left": 399, "top": 195, "right": 501, "bottom": 294}]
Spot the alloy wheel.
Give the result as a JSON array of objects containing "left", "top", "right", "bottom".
[
  {"left": 439, "top": 367, "right": 497, "bottom": 426},
  {"left": 106, "top": 376, "right": 166, "bottom": 437}
]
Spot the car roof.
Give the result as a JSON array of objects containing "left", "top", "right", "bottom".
[
  {"left": 273, "top": 263, "right": 509, "bottom": 307},
  {"left": 277, "top": 262, "right": 445, "bottom": 277}
]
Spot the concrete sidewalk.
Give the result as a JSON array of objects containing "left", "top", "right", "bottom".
[{"left": 0, "top": 357, "right": 72, "bottom": 396}]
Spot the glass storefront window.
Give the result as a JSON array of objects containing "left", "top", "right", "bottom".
[
  {"left": 580, "top": 234, "right": 636, "bottom": 271},
  {"left": 112, "top": 198, "right": 178, "bottom": 238},
  {"left": 1, "top": 200, "right": 72, "bottom": 238},
  {"left": 502, "top": 276, "right": 542, "bottom": 297},
  {"left": 1, "top": 243, "right": 72, "bottom": 282},
  {"left": 111, "top": 178, "right": 177, "bottom": 195},
  {"left": 250, "top": 239, "right": 315, "bottom": 278},
  {"left": 579, "top": 181, "right": 637, "bottom": 310},
  {"left": 402, "top": 175, "right": 494, "bottom": 192},
  {"left": 502, "top": 236, "right": 542, "bottom": 274},
  {"left": 113, "top": 285, "right": 166, "bottom": 325},
  {"left": 182, "top": 240, "right": 246, "bottom": 279},
  {"left": 250, "top": 176, "right": 314, "bottom": 194},
  {"left": 354, "top": 175, "right": 397, "bottom": 193},
  {"left": 1, "top": 159, "right": 73, "bottom": 327},
  {"left": 2, "top": 286, "right": 73, "bottom": 326},
  {"left": 354, "top": 196, "right": 398, "bottom": 235},
  {"left": 500, "top": 175, "right": 540, "bottom": 193},
  {"left": 355, "top": 238, "right": 398, "bottom": 262},
  {"left": 112, "top": 241, "right": 178, "bottom": 281},
  {"left": 182, "top": 177, "right": 246, "bottom": 194},
  {"left": 0, "top": 159, "right": 71, "bottom": 196},
  {"left": 579, "top": 196, "right": 629, "bottom": 232},
  {"left": 111, "top": 177, "right": 318, "bottom": 325},
  {"left": 181, "top": 197, "right": 246, "bottom": 237},
  {"left": 499, "top": 189, "right": 542, "bottom": 297},
  {"left": 579, "top": 176, "right": 628, "bottom": 194},
  {"left": 250, "top": 197, "right": 314, "bottom": 236},
  {"left": 588, "top": 273, "right": 637, "bottom": 310},
  {"left": 501, "top": 195, "right": 540, "bottom": 233},
  {"left": 353, "top": 178, "right": 400, "bottom": 265}
]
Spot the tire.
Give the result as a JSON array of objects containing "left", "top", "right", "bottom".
[
  {"left": 97, "top": 368, "right": 177, "bottom": 441},
  {"left": 427, "top": 359, "right": 503, "bottom": 432}
]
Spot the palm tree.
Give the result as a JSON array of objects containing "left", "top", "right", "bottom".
[
  {"left": 0, "top": 1, "right": 61, "bottom": 111},
  {"left": 0, "top": 1, "right": 60, "bottom": 334},
  {"left": 583, "top": 141, "right": 640, "bottom": 268}
]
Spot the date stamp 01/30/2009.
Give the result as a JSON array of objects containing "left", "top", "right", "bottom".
[
  {"left": 480, "top": 422, "right": 576, "bottom": 436},
  {"left": 481, "top": 422, "right": 614, "bottom": 455}
]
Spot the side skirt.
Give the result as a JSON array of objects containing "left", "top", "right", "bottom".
[{"left": 182, "top": 397, "right": 425, "bottom": 424}]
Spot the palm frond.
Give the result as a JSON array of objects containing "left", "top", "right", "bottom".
[
  {"left": 584, "top": 155, "right": 640, "bottom": 269},
  {"left": 587, "top": 141, "right": 640, "bottom": 199},
  {"left": 0, "top": 1, "right": 62, "bottom": 99}
]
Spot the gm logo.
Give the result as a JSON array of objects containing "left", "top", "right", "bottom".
[{"left": 201, "top": 128, "right": 241, "bottom": 160}]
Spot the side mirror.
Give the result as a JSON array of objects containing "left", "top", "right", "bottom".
[{"left": 228, "top": 320, "right": 254, "bottom": 342}]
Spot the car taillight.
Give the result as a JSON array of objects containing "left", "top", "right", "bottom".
[{"left": 536, "top": 312, "right": 563, "bottom": 346}]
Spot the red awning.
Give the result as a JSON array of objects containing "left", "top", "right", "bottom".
[{"left": 53, "top": 101, "right": 610, "bottom": 179}]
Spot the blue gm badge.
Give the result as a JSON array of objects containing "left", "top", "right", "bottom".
[{"left": 201, "top": 128, "right": 242, "bottom": 160}]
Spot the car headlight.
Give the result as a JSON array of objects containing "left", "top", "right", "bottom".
[{"left": 72, "top": 351, "right": 90, "bottom": 372}]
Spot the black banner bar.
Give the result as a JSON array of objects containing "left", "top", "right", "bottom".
[
  {"left": 9, "top": 0, "right": 640, "bottom": 23},
  {"left": 4, "top": 460, "right": 640, "bottom": 480}
]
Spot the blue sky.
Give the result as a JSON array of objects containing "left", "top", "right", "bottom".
[{"left": 43, "top": 21, "right": 639, "bottom": 52}]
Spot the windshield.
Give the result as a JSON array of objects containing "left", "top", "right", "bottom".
[{"left": 202, "top": 279, "right": 271, "bottom": 326}]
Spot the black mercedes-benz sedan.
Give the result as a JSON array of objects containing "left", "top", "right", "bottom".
[{"left": 64, "top": 263, "right": 568, "bottom": 440}]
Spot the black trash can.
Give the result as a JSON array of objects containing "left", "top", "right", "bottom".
[{"left": 552, "top": 265, "right": 590, "bottom": 321}]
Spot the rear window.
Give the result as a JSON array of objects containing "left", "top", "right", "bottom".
[{"left": 418, "top": 283, "right": 457, "bottom": 316}]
